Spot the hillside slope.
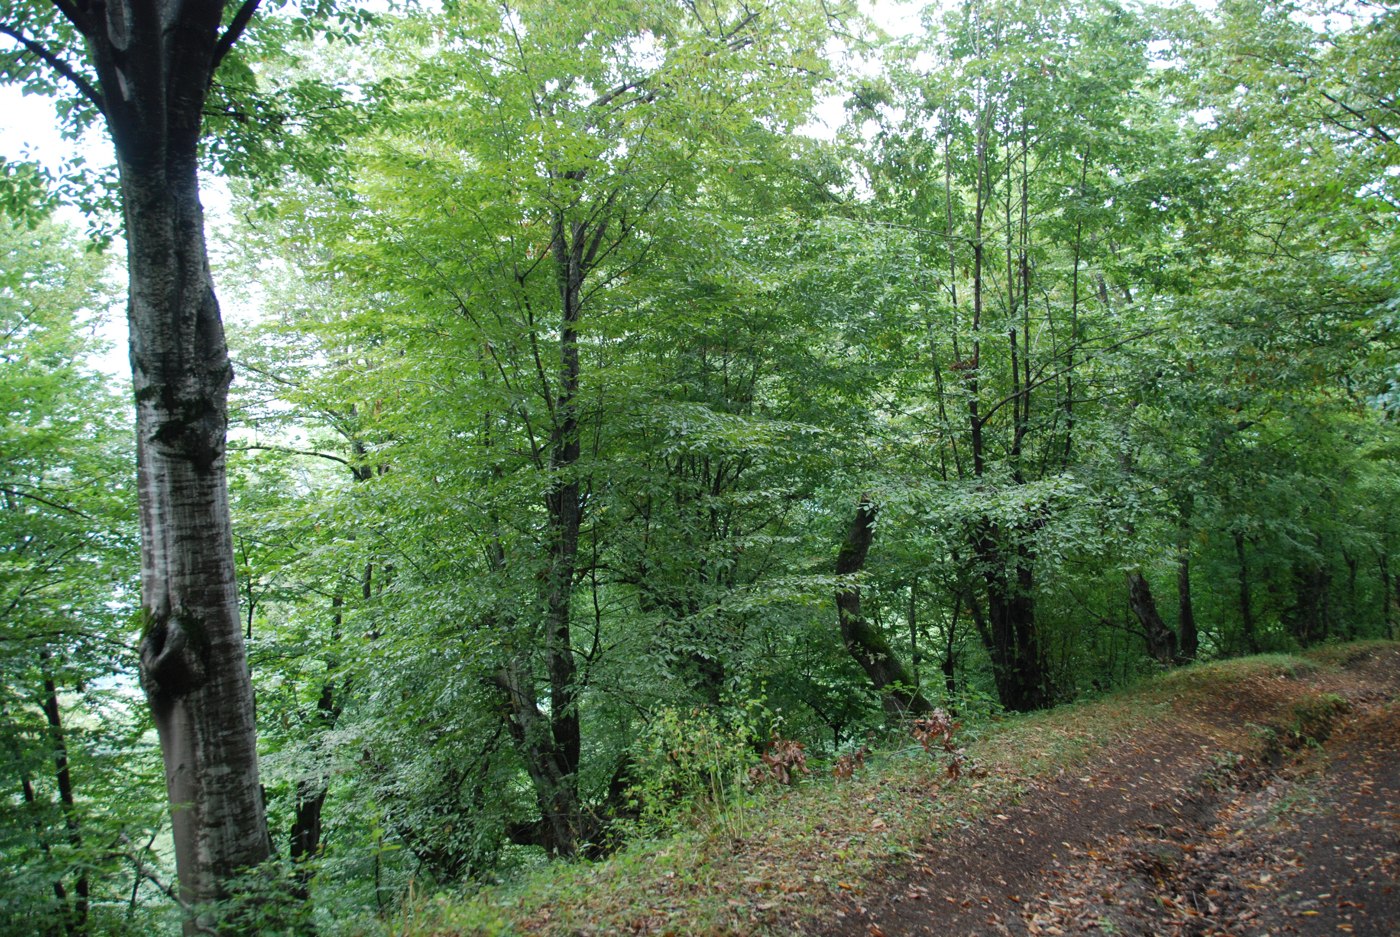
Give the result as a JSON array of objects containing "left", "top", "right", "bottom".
[
  {"left": 814, "top": 644, "right": 1400, "bottom": 937},
  {"left": 410, "top": 643, "right": 1400, "bottom": 936}
]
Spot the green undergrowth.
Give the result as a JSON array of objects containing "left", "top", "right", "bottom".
[{"left": 392, "top": 642, "right": 1396, "bottom": 937}]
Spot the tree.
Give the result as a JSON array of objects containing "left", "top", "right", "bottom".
[{"left": 0, "top": 0, "right": 277, "bottom": 924}]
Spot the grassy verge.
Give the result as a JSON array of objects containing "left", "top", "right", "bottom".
[{"left": 391, "top": 642, "right": 1397, "bottom": 937}]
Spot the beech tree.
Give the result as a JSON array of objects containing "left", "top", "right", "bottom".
[{"left": 0, "top": 0, "right": 277, "bottom": 925}]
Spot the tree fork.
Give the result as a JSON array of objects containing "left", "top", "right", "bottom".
[{"left": 834, "top": 496, "right": 932, "bottom": 718}]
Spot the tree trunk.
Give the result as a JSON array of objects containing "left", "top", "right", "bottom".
[
  {"left": 1176, "top": 531, "right": 1199, "bottom": 661},
  {"left": 834, "top": 497, "right": 932, "bottom": 718},
  {"left": 1126, "top": 568, "right": 1177, "bottom": 666},
  {"left": 289, "top": 646, "right": 342, "bottom": 900},
  {"left": 128, "top": 161, "right": 270, "bottom": 929},
  {"left": 1287, "top": 557, "right": 1332, "bottom": 646},
  {"left": 1381, "top": 551, "right": 1395, "bottom": 640},
  {"left": 1234, "top": 530, "right": 1260, "bottom": 654},
  {"left": 940, "top": 597, "right": 959, "bottom": 700},
  {"left": 40, "top": 663, "right": 87, "bottom": 937},
  {"left": 75, "top": 6, "right": 274, "bottom": 924},
  {"left": 491, "top": 211, "right": 600, "bottom": 858},
  {"left": 495, "top": 659, "right": 587, "bottom": 855},
  {"left": 975, "top": 527, "right": 1050, "bottom": 712},
  {"left": 289, "top": 460, "right": 372, "bottom": 896},
  {"left": 1344, "top": 550, "right": 1358, "bottom": 639}
]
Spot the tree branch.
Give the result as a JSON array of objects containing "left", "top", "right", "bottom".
[
  {"left": 1317, "top": 88, "right": 1396, "bottom": 146},
  {"left": 211, "top": 0, "right": 261, "bottom": 74},
  {"left": 976, "top": 328, "right": 1161, "bottom": 430},
  {"left": 0, "top": 23, "right": 105, "bottom": 116},
  {"left": 0, "top": 485, "right": 93, "bottom": 519},
  {"left": 227, "top": 443, "right": 351, "bottom": 466},
  {"left": 49, "top": 0, "right": 90, "bottom": 34}
]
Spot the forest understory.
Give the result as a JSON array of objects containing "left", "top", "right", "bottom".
[{"left": 421, "top": 643, "right": 1400, "bottom": 936}]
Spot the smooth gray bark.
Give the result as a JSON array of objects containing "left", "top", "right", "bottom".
[
  {"left": 28, "top": 0, "right": 275, "bottom": 926},
  {"left": 125, "top": 123, "right": 270, "bottom": 936}
]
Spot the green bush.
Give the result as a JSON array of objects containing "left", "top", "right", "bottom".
[{"left": 625, "top": 706, "right": 761, "bottom": 838}]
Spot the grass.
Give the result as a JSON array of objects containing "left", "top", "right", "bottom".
[{"left": 392, "top": 641, "right": 1397, "bottom": 937}]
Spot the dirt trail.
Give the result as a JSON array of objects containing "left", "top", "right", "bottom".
[{"left": 806, "top": 648, "right": 1400, "bottom": 937}]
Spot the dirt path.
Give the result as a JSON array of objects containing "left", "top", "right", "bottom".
[{"left": 806, "top": 648, "right": 1400, "bottom": 937}]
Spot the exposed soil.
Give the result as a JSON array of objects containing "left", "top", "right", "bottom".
[{"left": 803, "top": 647, "right": 1400, "bottom": 937}]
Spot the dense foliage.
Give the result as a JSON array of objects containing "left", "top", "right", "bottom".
[{"left": 1, "top": 0, "right": 1396, "bottom": 932}]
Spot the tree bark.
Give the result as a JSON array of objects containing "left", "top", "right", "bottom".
[
  {"left": 489, "top": 210, "right": 601, "bottom": 858},
  {"left": 71, "top": 2, "right": 273, "bottom": 926},
  {"left": 1234, "top": 530, "right": 1260, "bottom": 654},
  {"left": 834, "top": 497, "right": 932, "bottom": 718},
  {"left": 40, "top": 662, "right": 87, "bottom": 937},
  {"left": 494, "top": 658, "right": 587, "bottom": 855},
  {"left": 127, "top": 146, "right": 270, "bottom": 933},
  {"left": 1176, "top": 527, "right": 1199, "bottom": 661},
  {"left": 972, "top": 524, "right": 1050, "bottom": 712},
  {"left": 1125, "top": 568, "right": 1177, "bottom": 666}
]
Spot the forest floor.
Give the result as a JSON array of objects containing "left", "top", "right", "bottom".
[
  {"left": 416, "top": 643, "right": 1400, "bottom": 937},
  {"left": 805, "top": 644, "right": 1400, "bottom": 937}
]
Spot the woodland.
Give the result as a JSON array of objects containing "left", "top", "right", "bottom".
[{"left": 0, "top": 0, "right": 1397, "bottom": 933}]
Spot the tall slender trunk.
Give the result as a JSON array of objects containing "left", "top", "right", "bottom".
[
  {"left": 55, "top": 4, "right": 274, "bottom": 926},
  {"left": 1234, "top": 530, "right": 1259, "bottom": 653},
  {"left": 834, "top": 497, "right": 932, "bottom": 718},
  {"left": 941, "top": 600, "right": 960, "bottom": 700},
  {"left": 961, "top": 90, "right": 1048, "bottom": 713},
  {"left": 542, "top": 212, "right": 586, "bottom": 839},
  {"left": 1381, "top": 550, "right": 1395, "bottom": 639},
  {"left": 1176, "top": 536, "right": 1199, "bottom": 661},
  {"left": 968, "top": 85, "right": 988, "bottom": 479},
  {"left": 1063, "top": 148, "right": 1089, "bottom": 468},
  {"left": 1344, "top": 550, "right": 1358, "bottom": 638},
  {"left": 908, "top": 579, "right": 921, "bottom": 690},
  {"left": 288, "top": 591, "right": 345, "bottom": 901},
  {"left": 1288, "top": 554, "right": 1332, "bottom": 646},
  {"left": 493, "top": 211, "right": 603, "bottom": 858},
  {"left": 39, "top": 662, "right": 87, "bottom": 937}
]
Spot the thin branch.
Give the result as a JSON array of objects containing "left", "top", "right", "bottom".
[
  {"left": 1067, "top": 589, "right": 1145, "bottom": 640},
  {"left": 0, "top": 24, "right": 105, "bottom": 115},
  {"left": 976, "top": 328, "right": 1161, "bottom": 429},
  {"left": 228, "top": 443, "right": 351, "bottom": 466},
  {"left": 235, "top": 359, "right": 305, "bottom": 389},
  {"left": 211, "top": 0, "right": 261, "bottom": 74},
  {"left": 0, "top": 627, "right": 136, "bottom": 653},
  {"left": 0, "top": 486, "right": 93, "bottom": 520},
  {"left": 1316, "top": 88, "right": 1397, "bottom": 146}
]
